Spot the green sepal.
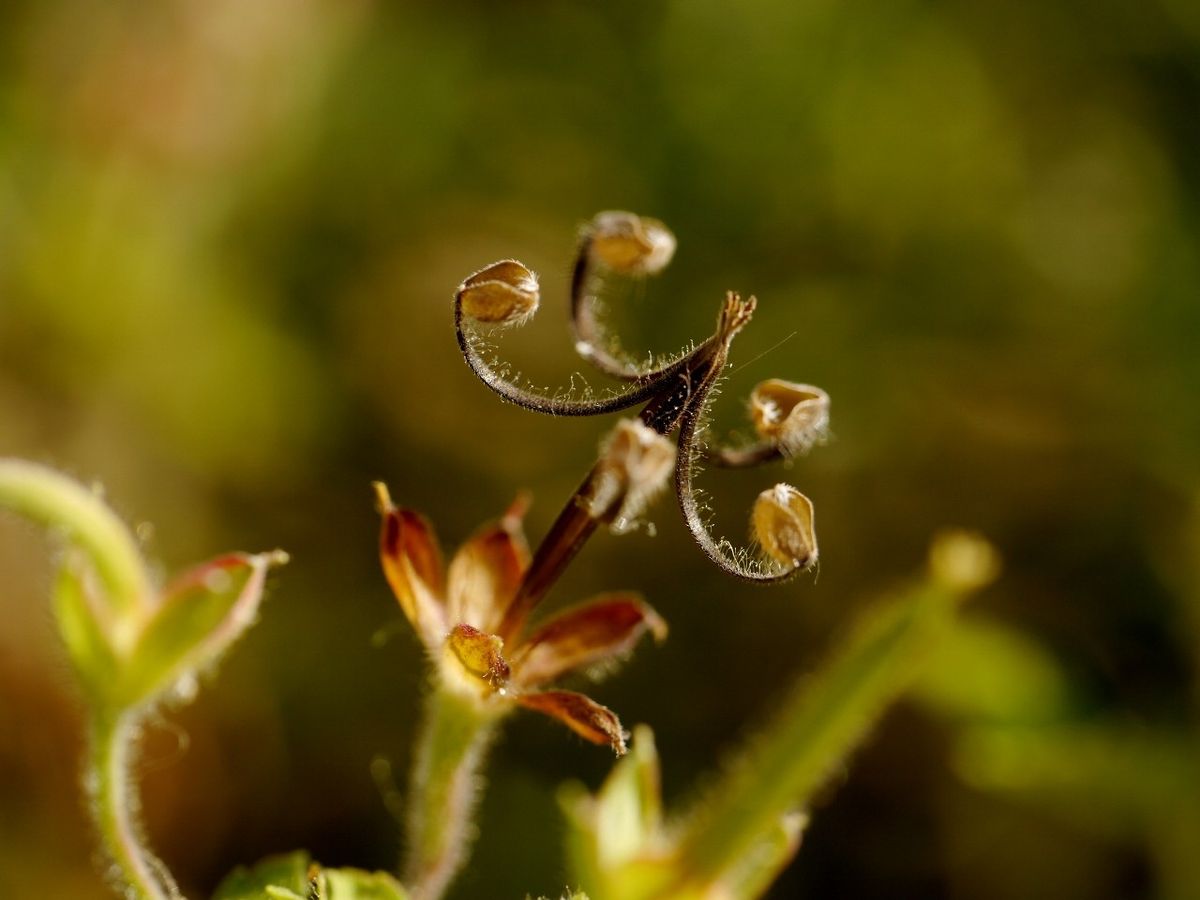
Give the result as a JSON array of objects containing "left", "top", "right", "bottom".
[
  {"left": 562, "top": 727, "right": 803, "bottom": 900},
  {"left": 114, "top": 552, "right": 279, "bottom": 707},
  {"left": 52, "top": 554, "right": 120, "bottom": 702},
  {"left": 214, "top": 851, "right": 311, "bottom": 899},
  {"left": 591, "top": 725, "right": 663, "bottom": 866},
  {"left": 215, "top": 851, "right": 409, "bottom": 900},
  {"left": 559, "top": 727, "right": 686, "bottom": 900}
]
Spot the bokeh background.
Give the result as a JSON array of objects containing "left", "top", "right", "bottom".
[{"left": 2, "top": 1, "right": 1198, "bottom": 898}]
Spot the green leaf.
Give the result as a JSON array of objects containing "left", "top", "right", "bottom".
[
  {"left": 952, "top": 722, "right": 1193, "bottom": 836},
  {"left": 52, "top": 554, "right": 119, "bottom": 701},
  {"left": 215, "top": 852, "right": 409, "bottom": 900},
  {"left": 322, "top": 867, "right": 409, "bottom": 899},
  {"left": 913, "top": 615, "right": 1072, "bottom": 725}
]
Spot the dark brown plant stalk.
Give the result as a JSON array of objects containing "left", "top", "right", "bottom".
[{"left": 454, "top": 210, "right": 830, "bottom": 583}]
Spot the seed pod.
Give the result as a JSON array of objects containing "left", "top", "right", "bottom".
[
  {"left": 753, "top": 483, "right": 818, "bottom": 570},
  {"left": 750, "top": 380, "right": 830, "bottom": 456},
  {"left": 589, "top": 211, "right": 676, "bottom": 275},
  {"left": 457, "top": 259, "right": 540, "bottom": 326},
  {"left": 586, "top": 419, "right": 676, "bottom": 531}
]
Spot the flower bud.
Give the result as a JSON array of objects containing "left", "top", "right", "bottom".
[
  {"left": 588, "top": 211, "right": 676, "bottom": 275},
  {"left": 750, "top": 380, "right": 830, "bottom": 456},
  {"left": 586, "top": 419, "right": 676, "bottom": 532},
  {"left": 753, "top": 483, "right": 817, "bottom": 570},
  {"left": 928, "top": 530, "right": 1000, "bottom": 592},
  {"left": 457, "top": 259, "right": 540, "bottom": 326}
]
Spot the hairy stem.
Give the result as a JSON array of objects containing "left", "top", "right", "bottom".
[
  {"left": 405, "top": 684, "right": 498, "bottom": 900},
  {"left": 0, "top": 459, "right": 151, "bottom": 635},
  {"left": 454, "top": 293, "right": 684, "bottom": 417},
  {"left": 569, "top": 238, "right": 667, "bottom": 382},
  {"left": 674, "top": 582, "right": 962, "bottom": 886},
  {"left": 706, "top": 442, "right": 783, "bottom": 469},
  {"left": 89, "top": 708, "right": 180, "bottom": 900},
  {"left": 669, "top": 296, "right": 797, "bottom": 584}
]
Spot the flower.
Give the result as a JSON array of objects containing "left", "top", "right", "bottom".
[{"left": 374, "top": 482, "right": 666, "bottom": 754}]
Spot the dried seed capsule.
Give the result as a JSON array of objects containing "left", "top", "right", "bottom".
[
  {"left": 588, "top": 211, "right": 676, "bottom": 275},
  {"left": 457, "top": 259, "right": 540, "bottom": 326},
  {"left": 586, "top": 418, "right": 676, "bottom": 531},
  {"left": 750, "top": 380, "right": 830, "bottom": 456},
  {"left": 753, "top": 483, "right": 818, "bottom": 570}
]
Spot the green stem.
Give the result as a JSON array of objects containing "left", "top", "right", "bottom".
[
  {"left": 404, "top": 683, "right": 498, "bottom": 900},
  {"left": 89, "top": 708, "right": 180, "bottom": 900},
  {"left": 0, "top": 459, "right": 150, "bottom": 629},
  {"left": 676, "top": 583, "right": 962, "bottom": 887}
]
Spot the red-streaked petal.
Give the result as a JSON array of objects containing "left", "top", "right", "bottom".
[
  {"left": 517, "top": 689, "right": 628, "bottom": 755},
  {"left": 374, "top": 482, "right": 446, "bottom": 646},
  {"left": 446, "top": 494, "right": 530, "bottom": 633},
  {"left": 510, "top": 593, "right": 666, "bottom": 688}
]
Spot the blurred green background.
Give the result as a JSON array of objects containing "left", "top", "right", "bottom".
[{"left": 1, "top": 1, "right": 1198, "bottom": 898}]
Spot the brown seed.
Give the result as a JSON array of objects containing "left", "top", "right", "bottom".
[
  {"left": 753, "top": 483, "right": 818, "bottom": 569},
  {"left": 750, "top": 380, "right": 830, "bottom": 456},
  {"left": 586, "top": 419, "right": 676, "bottom": 531},
  {"left": 457, "top": 259, "right": 540, "bottom": 326},
  {"left": 589, "top": 211, "right": 676, "bottom": 275}
]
